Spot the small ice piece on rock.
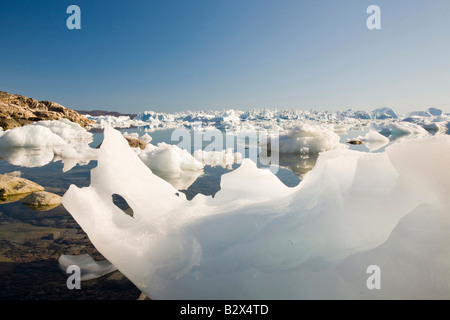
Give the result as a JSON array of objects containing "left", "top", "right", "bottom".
[
  {"left": 58, "top": 254, "right": 118, "bottom": 281},
  {"left": 140, "top": 133, "right": 152, "bottom": 144}
]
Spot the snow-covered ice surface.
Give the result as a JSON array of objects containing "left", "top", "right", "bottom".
[{"left": 63, "top": 124, "right": 450, "bottom": 299}]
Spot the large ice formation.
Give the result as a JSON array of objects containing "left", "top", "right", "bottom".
[{"left": 63, "top": 125, "right": 450, "bottom": 299}]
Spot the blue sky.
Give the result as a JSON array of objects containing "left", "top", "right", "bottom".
[{"left": 0, "top": 0, "right": 449, "bottom": 113}]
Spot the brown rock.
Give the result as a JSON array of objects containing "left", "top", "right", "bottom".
[
  {"left": 21, "top": 191, "right": 62, "bottom": 209},
  {"left": 124, "top": 137, "right": 147, "bottom": 150},
  {"left": 347, "top": 139, "right": 364, "bottom": 145},
  {"left": 0, "top": 91, "right": 96, "bottom": 130},
  {"left": 0, "top": 174, "right": 44, "bottom": 197}
]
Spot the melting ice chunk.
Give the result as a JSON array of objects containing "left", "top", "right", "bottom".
[
  {"left": 58, "top": 254, "right": 117, "bottom": 281},
  {"left": 63, "top": 125, "right": 450, "bottom": 299}
]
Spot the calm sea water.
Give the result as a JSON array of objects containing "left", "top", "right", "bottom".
[
  {"left": 0, "top": 126, "right": 383, "bottom": 204},
  {"left": 0, "top": 124, "right": 388, "bottom": 228}
]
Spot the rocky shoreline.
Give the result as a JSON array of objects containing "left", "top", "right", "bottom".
[
  {"left": 0, "top": 165, "right": 142, "bottom": 300},
  {"left": 0, "top": 91, "right": 95, "bottom": 130},
  {"left": 0, "top": 90, "right": 149, "bottom": 299},
  {"left": 0, "top": 201, "right": 142, "bottom": 300}
]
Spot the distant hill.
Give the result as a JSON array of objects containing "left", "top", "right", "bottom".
[
  {"left": 0, "top": 91, "right": 95, "bottom": 130},
  {"left": 76, "top": 110, "right": 137, "bottom": 119}
]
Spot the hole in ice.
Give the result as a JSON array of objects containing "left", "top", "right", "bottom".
[{"left": 111, "top": 193, "right": 134, "bottom": 218}]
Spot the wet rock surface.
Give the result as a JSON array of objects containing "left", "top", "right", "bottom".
[
  {"left": 0, "top": 174, "right": 45, "bottom": 197},
  {"left": 0, "top": 203, "right": 142, "bottom": 300}
]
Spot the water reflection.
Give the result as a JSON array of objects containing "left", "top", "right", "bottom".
[
  {"left": 0, "top": 146, "right": 97, "bottom": 172},
  {"left": 151, "top": 169, "right": 204, "bottom": 190},
  {"left": 278, "top": 153, "right": 319, "bottom": 180},
  {"left": 0, "top": 147, "right": 54, "bottom": 168},
  {"left": 259, "top": 150, "right": 319, "bottom": 180}
]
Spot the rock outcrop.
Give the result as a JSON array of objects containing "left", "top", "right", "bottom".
[
  {"left": 124, "top": 137, "right": 147, "bottom": 150},
  {"left": 21, "top": 191, "right": 62, "bottom": 208},
  {"left": 347, "top": 139, "right": 364, "bottom": 145},
  {"left": 0, "top": 91, "right": 96, "bottom": 130},
  {"left": 0, "top": 174, "right": 45, "bottom": 197}
]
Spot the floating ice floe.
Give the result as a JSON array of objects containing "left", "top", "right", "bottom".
[
  {"left": 35, "top": 118, "right": 93, "bottom": 145},
  {"left": 0, "top": 125, "right": 66, "bottom": 148},
  {"left": 63, "top": 125, "right": 450, "bottom": 299},
  {"left": 261, "top": 123, "right": 346, "bottom": 154},
  {"left": 357, "top": 130, "right": 390, "bottom": 152},
  {"left": 138, "top": 142, "right": 204, "bottom": 175},
  {"left": 140, "top": 133, "right": 152, "bottom": 144},
  {"left": 0, "top": 119, "right": 98, "bottom": 170},
  {"left": 87, "top": 115, "right": 148, "bottom": 129},
  {"left": 374, "top": 122, "right": 430, "bottom": 141}
]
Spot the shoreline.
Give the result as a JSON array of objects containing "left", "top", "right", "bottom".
[{"left": 0, "top": 203, "right": 141, "bottom": 300}]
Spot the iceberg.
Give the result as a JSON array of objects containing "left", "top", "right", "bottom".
[
  {"left": 0, "top": 119, "right": 98, "bottom": 171},
  {"left": 138, "top": 142, "right": 204, "bottom": 175},
  {"left": 372, "top": 122, "right": 429, "bottom": 142},
  {"left": 0, "top": 125, "right": 66, "bottom": 148},
  {"left": 261, "top": 123, "right": 346, "bottom": 154},
  {"left": 63, "top": 125, "right": 450, "bottom": 299},
  {"left": 371, "top": 107, "right": 398, "bottom": 120},
  {"left": 35, "top": 118, "right": 93, "bottom": 145}
]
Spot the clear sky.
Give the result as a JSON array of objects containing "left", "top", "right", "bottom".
[{"left": 0, "top": 0, "right": 449, "bottom": 114}]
